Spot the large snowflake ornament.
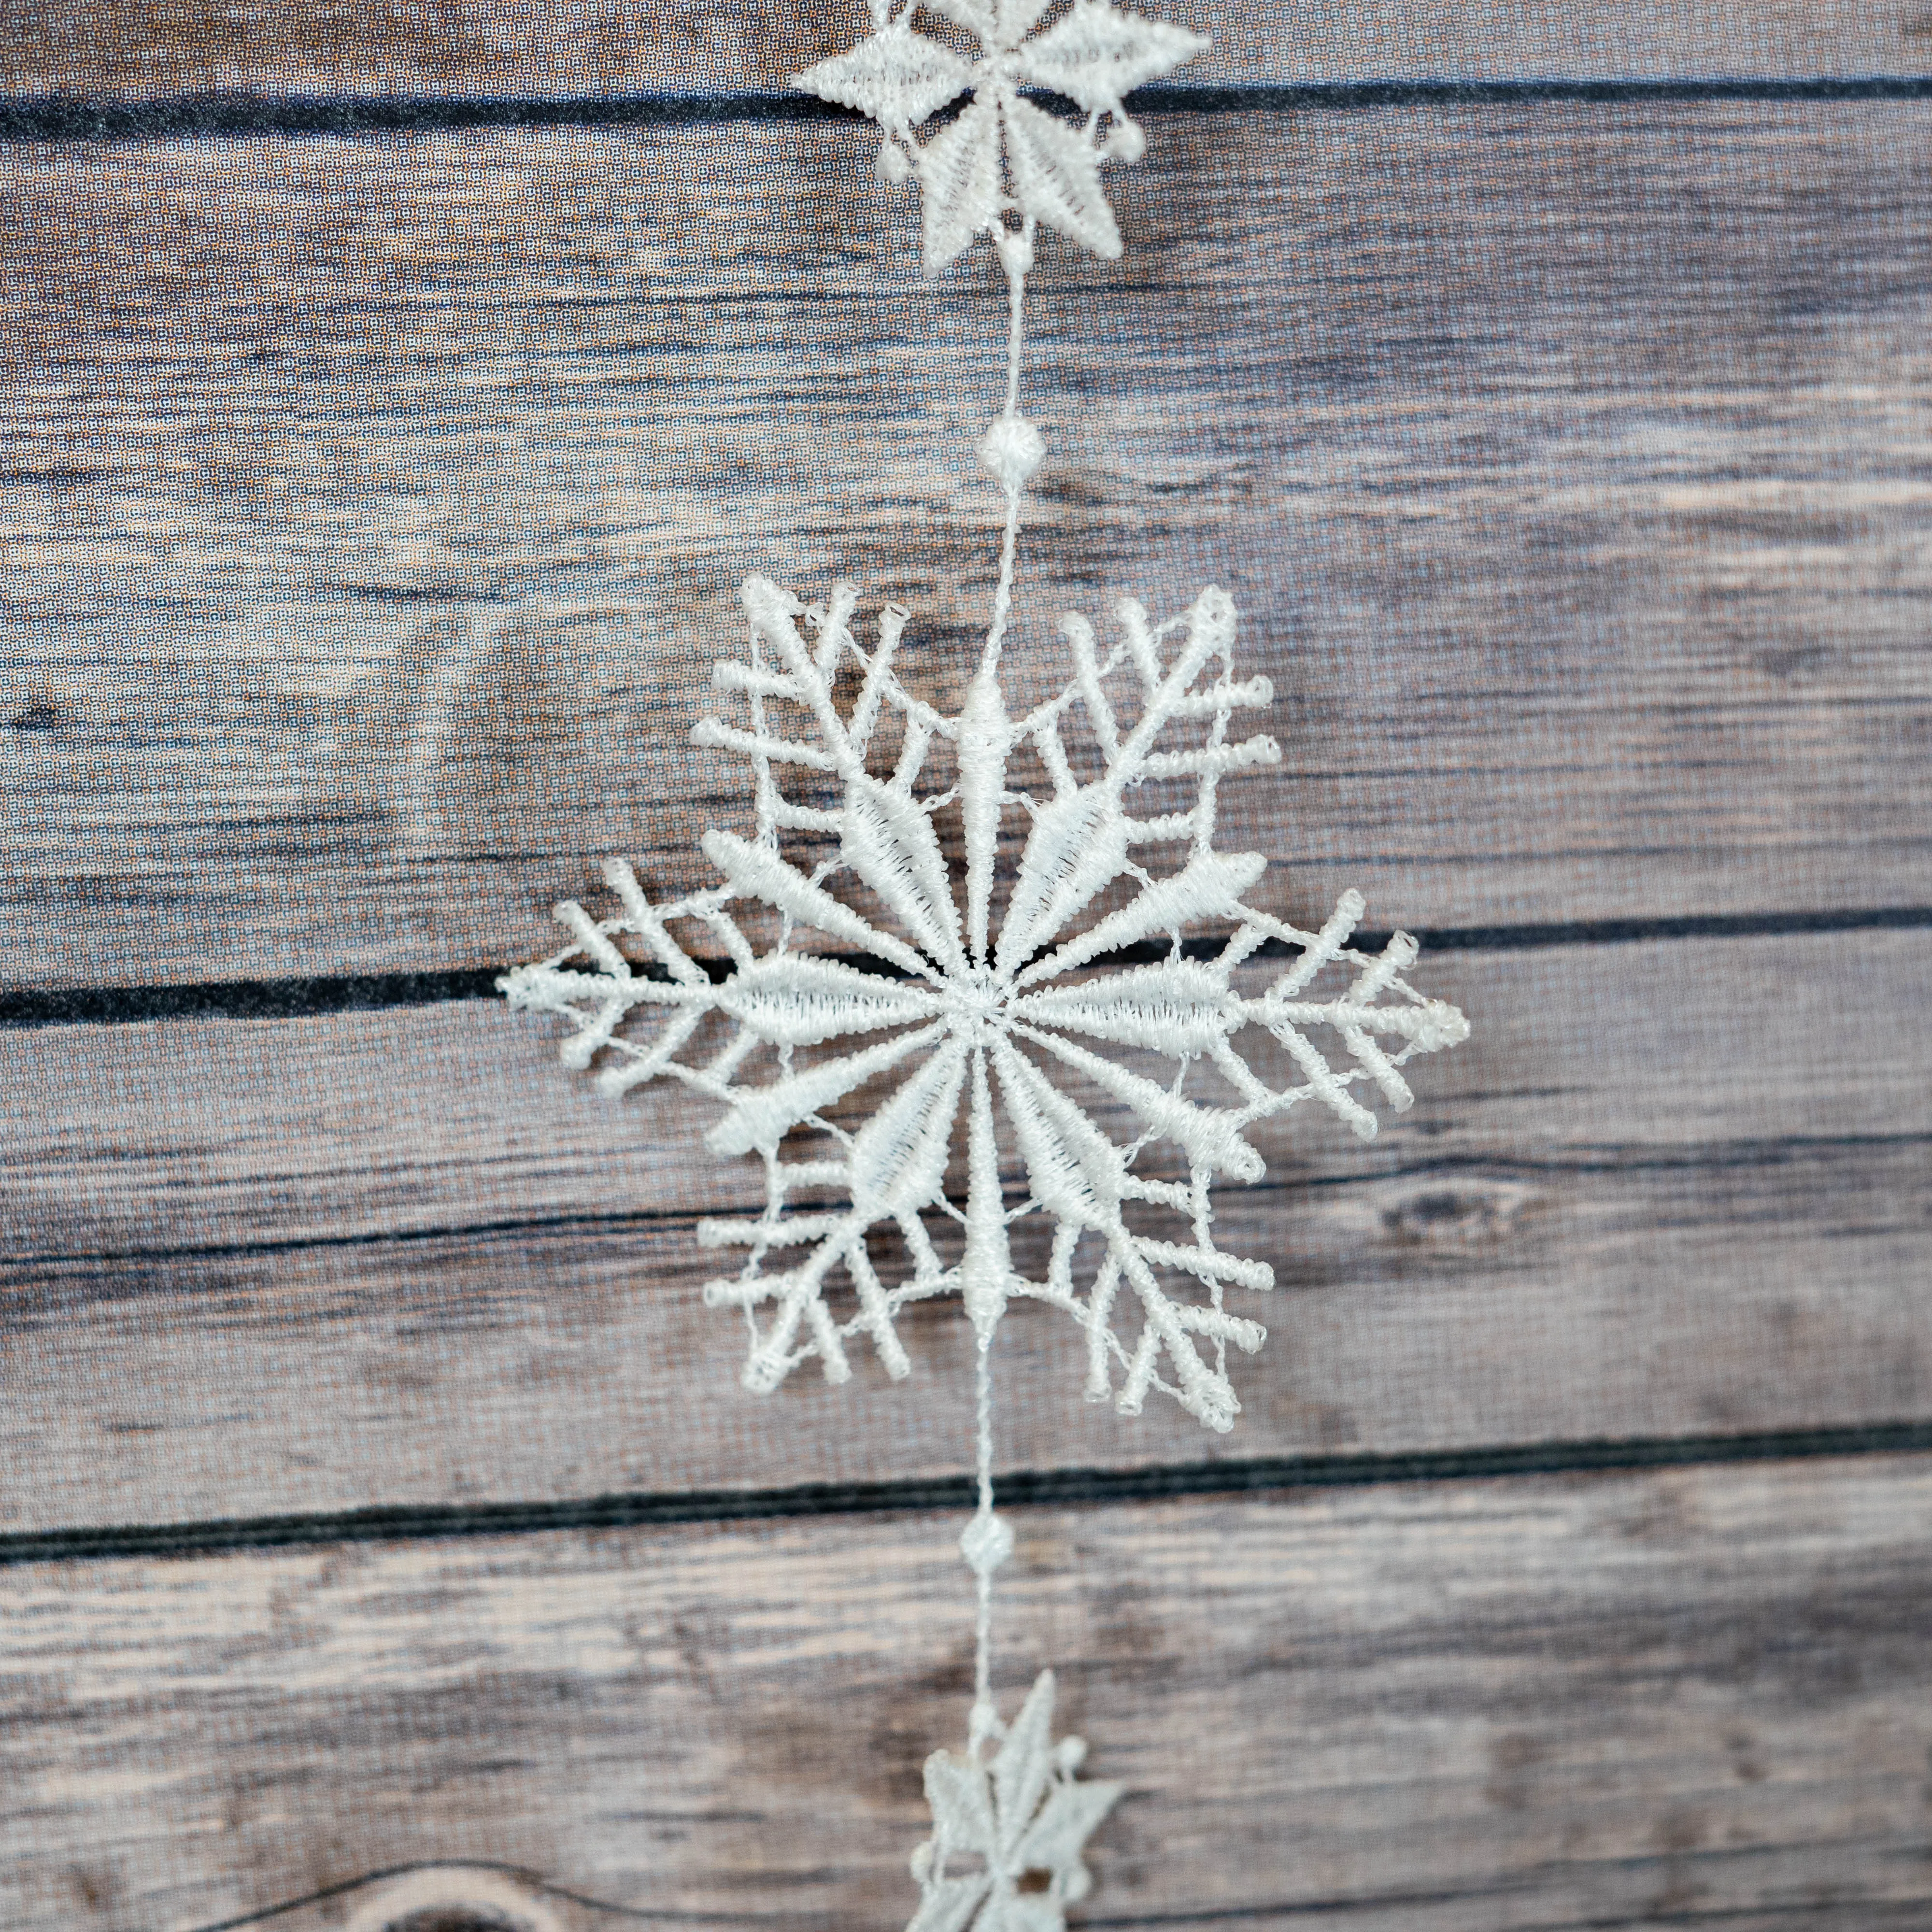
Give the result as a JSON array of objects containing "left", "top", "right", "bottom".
[
  {"left": 909, "top": 1670, "right": 1120, "bottom": 1932},
  {"left": 502, "top": 576, "right": 1468, "bottom": 1434},
  {"left": 795, "top": 0, "right": 1208, "bottom": 270}
]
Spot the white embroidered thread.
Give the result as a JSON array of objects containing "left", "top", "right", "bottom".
[
  {"left": 502, "top": 583, "right": 1469, "bottom": 1433},
  {"left": 795, "top": 0, "right": 1208, "bottom": 273},
  {"left": 503, "top": 581, "right": 1468, "bottom": 1932},
  {"left": 502, "top": 14, "right": 1472, "bottom": 1928},
  {"left": 909, "top": 1667, "right": 1121, "bottom": 1932}
]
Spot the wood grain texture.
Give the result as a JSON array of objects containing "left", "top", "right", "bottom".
[
  {"left": 2, "top": 0, "right": 1925, "bottom": 98},
  {"left": 8, "top": 1452, "right": 1932, "bottom": 1930},
  {"left": 7, "top": 928, "right": 1927, "bottom": 1531},
  {"left": 2, "top": 107, "right": 1931, "bottom": 987}
]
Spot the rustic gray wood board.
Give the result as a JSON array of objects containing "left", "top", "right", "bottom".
[
  {"left": 3, "top": 106, "right": 1931, "bottom": 987},
  {"left": 6, "top": 929, "right": 1926, "bottom": 1531},
  {"left": 3, "top": 0, "right": 1925, "bottom": 98},
  {"left": 7, "top": 1453, "right": 1932, "bottom": 1930}
]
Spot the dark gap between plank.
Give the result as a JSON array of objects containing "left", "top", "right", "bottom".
[
  {"left": 5, "top": 905, "right": 1926, "bottom": 1029},
  {"left": 9, "top": 1422, "right": 1932, "bottom": 1566},
  {"left": 5, "top": 76, "right": 1932, "bottom": 142}
]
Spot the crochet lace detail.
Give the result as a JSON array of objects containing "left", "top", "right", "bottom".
[
  {"left": 795, "top": 0, "right": 1208, "bottom": 272},
  {"left": 907, "top": 1669, "right": 1120, "bottom": 1932},
  {"left": 502, "top": 578, "right": 1467, "bottom": 1434}
]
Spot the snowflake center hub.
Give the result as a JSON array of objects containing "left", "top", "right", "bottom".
[{"left": 942, "top": 967, "right": 1010, "bottom": 1044}]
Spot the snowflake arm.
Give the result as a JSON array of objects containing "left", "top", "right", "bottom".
[
  {"left": 1013, "top": 1, "right": 1208, "bottom": 115},
  {"left": 799, "top": 18, "right": 977, "bottom": 126}
]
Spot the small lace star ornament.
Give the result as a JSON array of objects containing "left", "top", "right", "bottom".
[
  {"left": 909, "top": 1670, "right": 1120, "bottom": 1932},
  {"left": 795, "top": 0, "right": 1208, "bottom": 270}
]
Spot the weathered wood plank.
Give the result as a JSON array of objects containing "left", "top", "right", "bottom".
[
  {"left": 2, "top": 0, "right": 1923, "bottom": 98},
  {"left": 2, "top": 107, "right": 1930, "bottom": 986},
  {"left": 6, "top": 929, "right": 1926, "bottom": 1531},
  {"left": 8, "top": 1453, "right": 1932, "bottom": 1930}
]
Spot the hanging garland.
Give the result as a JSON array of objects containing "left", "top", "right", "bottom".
[{"left": 504, "top": 11, "right": 1472, "bottom": 1926}]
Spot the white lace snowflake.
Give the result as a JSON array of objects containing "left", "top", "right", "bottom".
[
  {"left": 909, "top": 1670, "right": 1119, "bottom": 1932},
  {"left": 501, "top": 575, "right": 1469, "bottom": 1434},
  {"left": 795, "top": 0, "right": 1208, "bottom": 270}
]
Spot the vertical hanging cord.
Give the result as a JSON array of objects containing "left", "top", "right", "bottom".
[
  {"left": 963, "top": 1328, "right": 1013, "bottom": 1760},
  {"left": 1000, "top": 233, "right": 1027, "bottom": 421},
  {"left": 964, "top": 216, "right": 1034, "bottom": 1762},
  {"left": 980, "top": 219, "right": 1035, "bottom": 674},
  {"left": 962, "top": 1321, "right": 1020, "bottom": 1762},
  {"left": 971, "top": 1336, "right": 997, "bottom": 1726}
]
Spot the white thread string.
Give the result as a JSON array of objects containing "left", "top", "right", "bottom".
[
  {"left": 1001, "top": 234, "right": 1028, "bottom": 420},
  {"left": 980, "top": 221, "right": 1036, "bottom": 677},
  {"left": 970, "top": 1335, "right": 998, "bottom": 1744},
  {"left": 960, "top": 1314, "right": 1013, "bottom": 1759}
]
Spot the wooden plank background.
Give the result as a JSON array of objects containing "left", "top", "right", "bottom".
[
  {"left": 9, "top": 1458, "right": 1932, "bottom": 1930},
  {"left": 7, "top": 930, "right": 1930, "bottom": 1531},
  {"left": 3, "top": 9, "right": 1931, "bottom": 1929},
  {"left": 5, "top": 0, "right": 1928, "bottom": 99},
  {"left": 3, "top": 106, "right": 1931, "bottom": 987}
]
